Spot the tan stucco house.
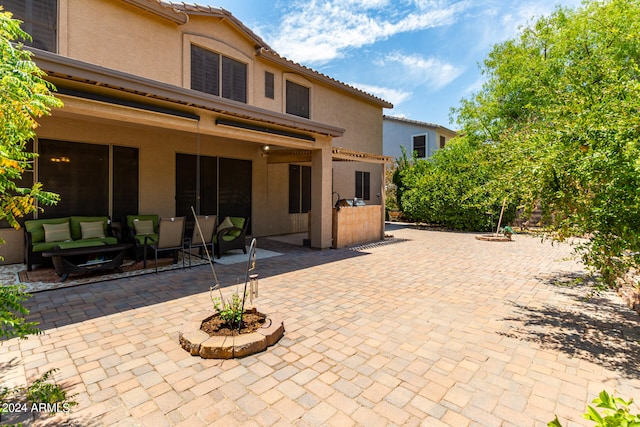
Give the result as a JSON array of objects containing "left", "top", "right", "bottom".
[{"left": 0, "top": 0, "right": 393, "bottom": 263}]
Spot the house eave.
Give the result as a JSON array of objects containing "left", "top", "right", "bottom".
[
  {"left": 256, "top": 48, "right": 394, "bottom": 109},
  {"left": 32, "top": 49, "right": 345, "bottom": 138},
  {"left": 122, "top": 0, "right": 189, "bottom": 24}
]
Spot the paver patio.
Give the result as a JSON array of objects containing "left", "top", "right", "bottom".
[{"left": 1, "top": 224, "right": 639, "bottom": 426}]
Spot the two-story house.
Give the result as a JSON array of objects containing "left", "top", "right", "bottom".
[
  {"left": 0, "top": 0, "right": 393, "bottom": 263},
  {"left": 383, "top": 115, "right": 456, "bottom": 160}
]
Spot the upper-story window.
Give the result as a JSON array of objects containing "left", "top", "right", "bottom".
[
  {"left": 191, "top": 44, "right": 246, "bottom": 103},
  {"left": 1, "top": 0, "right": 57, "bottom": 52},
  {"left": 413, "top": 134, "right": 427, "bottom": 158},
  {"left": 265, "top": 71, "right": 274, "bottom": 99},
  {"left": 439, "top": 135, "right": 446, "bottom": 149},
  {"left": 286, "top": 80, "right": 310, "bottom": 119}
]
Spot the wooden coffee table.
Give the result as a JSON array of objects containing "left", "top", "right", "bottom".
[{"left": 42, "top": 243, "right": 132, "bottom": 282}]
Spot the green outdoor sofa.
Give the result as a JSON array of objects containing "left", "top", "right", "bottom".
[{"left": 24, "top": 216, "right": 118, "bottom": 271}]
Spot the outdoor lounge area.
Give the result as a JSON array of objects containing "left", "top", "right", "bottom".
[{"left": 1, "top": 224, "right": 639, "bottom": 426}]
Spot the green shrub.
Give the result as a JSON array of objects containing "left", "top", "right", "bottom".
[{"left": 549, "top": 390, "right": 640, "bottom": 427}]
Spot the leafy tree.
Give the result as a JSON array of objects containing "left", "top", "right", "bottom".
[
  {"left": 0, "top": 5, "right": 61, "bottom": 342},
  {"left": 452, "top": 0, "right": 640, "bottom": 286},
  {"left": 0, "top": 10, "right": 74, "bottom": 423},
  {"left": 398, "top": 136, "right": 516, "bottom": 231},
  {"left": 1, "top": 7, "right": 61, "bottom": 235}
]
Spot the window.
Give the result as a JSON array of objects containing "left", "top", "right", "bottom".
[
  {"left": 265, "top": 71, "right": 274, "bottom": 99},
  {"left": 289, "top": 165, "right": 311, "bottom": 213},
  {"left": 440, "top": 135, "right": 446, "bottom": 149},
  {"left": 286, "top": 81, "right": 310, "bottom": 118},
  {"left": 222, "top": 56, "right": 247, "bottom": 102},
  {"left": 1, "top": 0, "right": 57, "bottom": 52},
  {"left": 191, "top": 44, "right": 247, "bottom": 102},
  {"left": 355, "top": 171, "right": 370, "bottom": 201},
  {"left": 38, "top": 140, "right": 139, "bottom": 219},
  {"left": 413, "top": 134, "right": 427, "bottom": 158}
]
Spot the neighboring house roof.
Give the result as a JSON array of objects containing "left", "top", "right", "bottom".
[
  {"left": 384, "top": 115, "right": 457, "bottom": 135},
  {"left": 125, "top": 0, "right": 393, "bottom": 109}
]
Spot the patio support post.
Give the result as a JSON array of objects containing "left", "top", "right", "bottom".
[
  {"left": 380, "top": 163, "right": 386, "bottom": 239},
  {"left": 310, "top": 144, "right": 333, "bottom": 249}
]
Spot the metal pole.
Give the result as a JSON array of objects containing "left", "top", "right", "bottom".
[{"left": 238, "top": 238, "right": 257, "bottom": 333}]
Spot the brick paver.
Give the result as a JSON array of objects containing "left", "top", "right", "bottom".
[{"left": 2, "top": 225, "right": 639, "bottom": 426}]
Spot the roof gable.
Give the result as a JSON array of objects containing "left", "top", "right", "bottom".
[{"left": 129, "top": 1, "right": 392, "bottom": 108}]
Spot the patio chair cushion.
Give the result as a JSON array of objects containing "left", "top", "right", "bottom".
[
  {"left": 219, "top": 216, "right": 234, "bottom": 231},
  {"left": 80, "top": 221, "right": 106, "bottom": 239},
  {"left": 69, "top": 216, "right": 109, "bottom": 240},
  {"left": 229, "top": 217, "right": 245, "bottom": 237},
  {"left": 134, "top": 220, "right": 155, "bottom": 236},
  {"left": 25, "top": 217, "right": 70, "bottom": 243},
  {"left": 56, "top": 239, "right": 108, "bottom": 250},
  {"left": 43, "top": 222, "right": 72, "bottom": 243},
  {"left": 214, "top": 216, "right": 245, "bottom": 242}
]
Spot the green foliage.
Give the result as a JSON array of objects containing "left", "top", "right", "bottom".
[
  {"left": 23, "top": 369, "right": 78, "bottom": 410},
  {"left": 451, "top": 0, "right": 640, "bottom": 287},
  {"left": 0, "top": 285, "right": 39, "bottom": 340},
  {"left": 211, "top": 292, "right": 244, "bottom": 327},
  {"left": 0, "top": 13, "right": 75, "bottom": 422},
  {"left": 0, "top": 8, "right": 61, "bottom": 235},
  {"left": 397, "top": 137, "right": 517, "bottom": 231},
  {"left": 549, "top": 390, "right": 640, "bottom": 427},
  {"left": 1, "top": 369, "right": 78, "bottom": 423}
]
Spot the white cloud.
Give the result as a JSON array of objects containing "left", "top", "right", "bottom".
[
  {"left": 269, "top": 0, "right": 470, "bottom": 65},
  {"left": 348, "top": 82, "right": 411, "bottom": 106},
  {"left": 384, "top": 52, "right": 462, "bottom": 90}
]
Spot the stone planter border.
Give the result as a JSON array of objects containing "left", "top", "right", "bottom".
[
  {"left": 475, "top": 234, "right": 512, "bottom": 242},
  {"left": 179, "top": 311, "right": 284, "bottom": 359}
]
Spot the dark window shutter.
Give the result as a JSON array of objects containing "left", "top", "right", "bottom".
[
  {"left": 413, "top": 135, "right": 426, "bottom": 158},
  {"left": 2, "top": 0, "right": 57, "bottom": 52},
  {"left": 289, "top": 165, "right": 301, "bottom": 214},
  {"left": 113, "top": 146, "right": 139, "bottom": 221},
  {"left": 191, "top": 45, "right": 219, "bottom": 96},
  {"left": 301, "top": 166, "right": 311, "bottom": 213},
  {"left": 222, "top": 56, "right": 247, "bottom": 103},
  {"left": 363, "top": 172, "right": 370, "bottom": 200},
  {"left": 286, "top": 81, "right": 310, "bottom": 118},
  {"left": 265, "top": 71, "right": 274, "bottom": 99},
  {"left": 38, "top": 140, "right": 109, "bottom": 217},
  {"left": 355, "top": 171, "right": 363, "bottom": 199}
]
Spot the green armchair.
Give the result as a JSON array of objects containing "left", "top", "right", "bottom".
[
  {"left": 125, "top": 214, "right": 159, "bottom": 261},
  {"left": 214, "top": 216, "right": 249, "bottom": 259}
]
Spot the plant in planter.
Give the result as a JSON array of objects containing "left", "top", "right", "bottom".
[
  {"left": 178, "top": 210, "right": 284, "bottom": 358},
  {"left": 211, "top": 291, "right": 244, "bottom": 329}
]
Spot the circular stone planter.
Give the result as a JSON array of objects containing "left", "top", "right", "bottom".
[
  {"left": 179, "top": 311, "right": 284, "bottom": 359},
  {"left": 475, "top": 234, "right": 512, "bottom": 242}
]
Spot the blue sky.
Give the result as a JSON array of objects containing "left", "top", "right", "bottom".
[{"left": 197, "top": 0, "right": 583, "bottom": 128}]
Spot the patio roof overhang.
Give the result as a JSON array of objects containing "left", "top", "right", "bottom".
[
  {"left": 266, "top": 147, "right": 393, "bottom": 165},
  {"left": 31, "top": 49, "right": 345, "bottom": 139}
]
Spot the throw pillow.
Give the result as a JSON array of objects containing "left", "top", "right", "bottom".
[
  {"left": 134, "top": 219, "right": 154, "bottom": 235},
  {"left": 43, "top": 222, "right": 71, "bottom": 243},
  {"left": 80, "top": 221, "right": 105, "bottom": 239},
  {"left": 219, "top": 216, "right": 234, "bottom": 230}
]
